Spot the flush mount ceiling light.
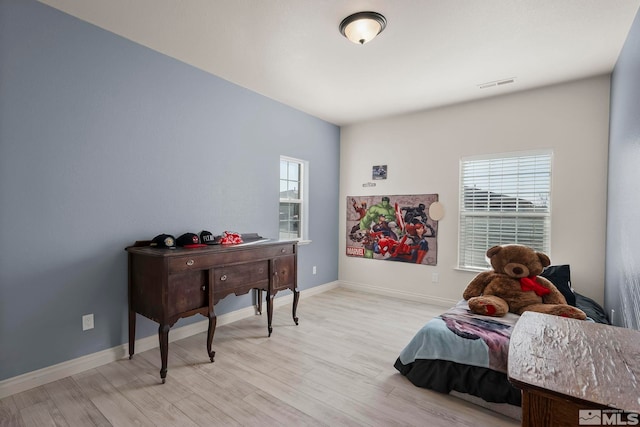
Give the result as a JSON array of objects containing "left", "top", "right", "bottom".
[{"left": 339, "top": 11, "right": 387, "bottom": 45}]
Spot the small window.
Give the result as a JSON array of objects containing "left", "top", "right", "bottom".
[
  {"left": 458, "top": 151, "right": 552, "bottom": 270},
  {"left": 279, "top": 156, "right": 308, "bottom": 241}
]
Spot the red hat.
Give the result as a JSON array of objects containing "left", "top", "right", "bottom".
[
  {"left": 176, "top": 232, "right": 207, "bottom": 248},
  {"left": 220, "top": 231, "right": 243, "bottom": 245}
]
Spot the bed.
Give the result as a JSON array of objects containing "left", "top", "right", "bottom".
[{"left": 393, "top": 265, "right": 609, "bottom": 418}]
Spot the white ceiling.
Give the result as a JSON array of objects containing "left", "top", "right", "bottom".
[{"left": 39, "top": 0, "right": 640, "bottom": 126}]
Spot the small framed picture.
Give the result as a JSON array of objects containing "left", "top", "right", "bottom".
[{"left": 372, "top": 165, "right": 387, "bottom": 180}]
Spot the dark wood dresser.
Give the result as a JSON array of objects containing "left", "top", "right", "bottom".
[
  {"left": 125, "top": 240, "right": 298, "bottom": 383},
  {"left": 508, "top": 311, "right": 640, "bottom": 426}
]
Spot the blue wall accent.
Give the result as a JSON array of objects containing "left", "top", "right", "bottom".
[
  {"left": 0, "top": 0, "right": 339, "bottom": 380},
  {"left": 604, "top": 7, "right": 640, "bottom": 329},
  {"left": 606, "top": 7, "right": 640, "bottom": 329}
]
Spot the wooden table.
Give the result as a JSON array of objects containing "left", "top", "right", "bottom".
[
  {"left": 508, "top": 311, "right": 640, "bottom": 426},
  {"left": 126, "top": 240, "right": 298, "bottom": 383}
]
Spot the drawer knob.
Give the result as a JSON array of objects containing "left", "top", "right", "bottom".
[
  {"left": 220, "top": 274, "right": 227, "bottom": 281},
  {"left": 201, "top": 285, "right": 206, "bottom": 291},
  {"left": 186, "top": 259, "right": 194, "bottom": 266},
  {"left": 281, "top": 248, "right": 286, "bottom": 253}
]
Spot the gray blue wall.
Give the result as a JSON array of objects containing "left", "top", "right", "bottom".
[
  {"left": 606, "top": 7, "right": 640, "bottom": 329},
  {"left": 0, "top": 0, "right": 340, "bottom": 381}
]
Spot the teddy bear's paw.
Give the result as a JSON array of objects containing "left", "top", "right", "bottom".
[
  {"left": 555, "top": 306, "right": 587, "bottom": 320},
  {"left": 532, "top": 304, "right": 588, "bottom": 320},
  {"left": 479, "top": 303, "right": 497, "bottom": 316},
  {"left": 468, "top": 298, "right": 508, "bottom": 317}
]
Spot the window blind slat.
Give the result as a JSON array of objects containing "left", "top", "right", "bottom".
[{"left": 459, "top": 152, "right": 552, "bottom": 269}]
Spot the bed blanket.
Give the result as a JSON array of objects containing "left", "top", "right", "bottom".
[{"left": 397, "top": 300, "right": 519, "bottom": 374}]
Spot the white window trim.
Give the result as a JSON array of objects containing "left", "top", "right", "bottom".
[
  {"left": 457, "top": 150, "right": 552, "bottom": 270},
  {"left": 280, "top": 156, "right": 310, "bottom": 243}
]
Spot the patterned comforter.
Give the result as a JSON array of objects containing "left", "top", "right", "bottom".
[
  {"left": 397, "top": 300, "right": 519, "bottom": 373},
  {"left": 394, "top": 296, "right": 606, "bottom": 406},
  {"left": 394, "top": 300, "right": 522, "bottom": 405}
]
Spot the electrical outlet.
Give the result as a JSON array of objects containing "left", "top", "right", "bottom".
[
  {"left": 312, "top": 266, "right": 317, "bottom": 275},
  {"left": 432, "top": 272, "right": 439, "bottom": 283},
  {"left": 82, "top": 314, "right": 94, "bottom": 331}
]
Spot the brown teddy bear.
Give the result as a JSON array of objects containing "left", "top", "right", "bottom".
[{"left": 463, "top": 244, "right": 586, "bottom": 319}]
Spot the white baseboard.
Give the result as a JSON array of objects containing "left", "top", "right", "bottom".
[
  {"left": 339, "top": 280, "right": 458, "bottom": 308},
  {"left": 0, "top": 281, "right": 339, "bottom": 399}
]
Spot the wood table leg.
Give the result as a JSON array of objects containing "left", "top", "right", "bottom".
[
  {"left": 158, "top": 324, "right": 170, "bottom": 384},
  {"left": 267, "top": 292, "right": 274, "bottom": 337},
  {"left": 292, "top": 289, "right": 299, "bottom": 325},
  {"left": 128, "top": 309, "right": 136, "bottom": 359},
  {"left": 255, "top": 289, "right": 263, "bottom": 315},
  {"left": 207, "top": 310, "right": 216, "bottom": 362}
]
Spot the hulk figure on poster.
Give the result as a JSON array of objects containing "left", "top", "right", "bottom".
[{"left": 346, "top": 194, "right": 438, "bottom": 265}]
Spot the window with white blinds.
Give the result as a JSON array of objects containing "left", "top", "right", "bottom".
[{"left": 458, "top": 151, "right": 552, "bottom": 270}]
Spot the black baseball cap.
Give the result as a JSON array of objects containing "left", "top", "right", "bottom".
[
  {"left": 149, "top": 234, "right": 176, "bottom": 249},
  {"left": 176, "top": 232, "right": 207, "bottom": 248},
  {"left": 200, "top": 230, "right": 219, "bottom": 245}
]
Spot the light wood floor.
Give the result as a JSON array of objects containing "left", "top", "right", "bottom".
[{"left": 0, "top": 288, "right": 519, "bottom": 426}]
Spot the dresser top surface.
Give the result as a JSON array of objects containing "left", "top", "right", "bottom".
[
  {"left": 126, "top": 239, "right": 296, "bottom": 257},
  {"left": 508, "top": 311, "right": 640, "bottom": 412}
]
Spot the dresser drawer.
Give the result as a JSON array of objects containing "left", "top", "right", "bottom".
[
  {"left": 167, "top": 254, "right": 215, "bottom": 273},
  {"left": 214, "top": 261, "right": 269, "bottom": 294},
  {"left": 166, "top": 244, "right": 294, "bottom": 273},
  {"left": 261, "top": 244, "right": 295, "bottom": 258}
]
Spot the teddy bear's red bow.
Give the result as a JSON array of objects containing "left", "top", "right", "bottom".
[{"left": 520, "top": 276, "right": 551, "bottom": 296}]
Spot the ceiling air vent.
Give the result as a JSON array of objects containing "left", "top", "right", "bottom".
[{"left": 478, "top": 77, "right": 516, "bottom": 89}]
